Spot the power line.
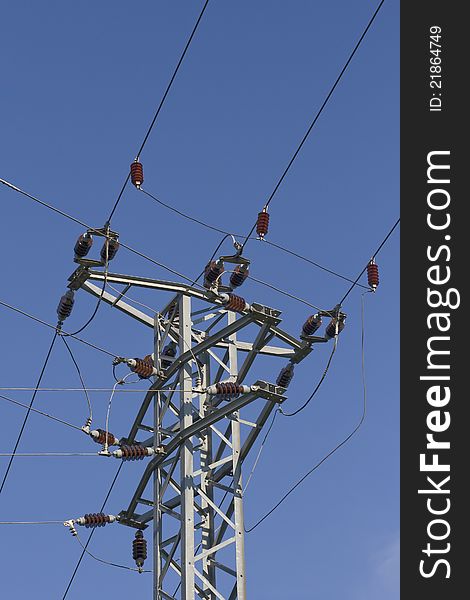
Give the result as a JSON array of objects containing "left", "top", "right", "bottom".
[
  {"left": 262, "top": 240, "right": 369, "bottom": 289},
  {"left": 241, "top": 0, "right": 387, "bottom": 246},
  {"left": 61, "top": 463, "right": 123, "bottom": 599},
  {"left": 0, "top": 298, "right": 117, "bottom": 358},
  {"left": 0, "top": 521, "right": 64, "bottom": 525},
  {"left": 60, "top": 336, "right": 93, "bottom": 425},
  {"left": 73, "top": 529, "right": 151, "bottom": 573},
  {"left": 106, "top": 0, "right": 211, "bottom": 223},
  {"left": 280, "top": 337, "right": 338, "bottom": 417},
  {"left": 0, "top": 177, "right": 204, "bottom": 287},
  {"left": 0, "top": 332, "right": 58, "bottom": 497},
  {"left": 140, "top": 187, "right": 243, "bottom": 237},
  {"left": 0, "top": 394, "right": 83, "bottom": 432},
  {"left": 245, "top": 291, "right": 370, "bottom": 533},
  {"left": 0, "top": 453, "right": 98, "bottom": 457},
  {"left": 339, "top": 217, "right": 400, "bottom": 305},
  {"left": 141, "top": 186, "right": 367, "bottom": 289},
  {"left": 247, "top": 274, "right": 333, "bottom": 316}
]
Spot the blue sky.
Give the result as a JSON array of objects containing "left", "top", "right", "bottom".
[{"left": 0, "top": 1, "right": 399, "bottom": 598}]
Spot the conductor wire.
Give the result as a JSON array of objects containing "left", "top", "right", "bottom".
[
  {"left": 245, "top": 291, "right": 370, "bottom": 533},
  {"left": 60, "top": 336, "right": 93, "bottom": 425},
  {"left": 106, "top": 0, "right": 211, "bottom": 223},
  {"left": 241, "top": 0, "right": 387, "bottom": 249},
  {"left": 73, "top": 529, "right": 151, "bottom": 573},
  {"left": 0, "top": 332, "right": 58, "bottom": 496},
  {"left": 0, "top": 394, "right": 83, "bottom": 432}
]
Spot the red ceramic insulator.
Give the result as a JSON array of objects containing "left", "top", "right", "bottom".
[
  {"left": 82, "top": 513, "right": 112, "bottom": 528},
  {"left": 133, "top": 530, "right": 147, "bottom": 568},
  {"left": 367, "top": 260, "right": 379, "bottom": 289},
  {"left": 130, "top": 161, "right": 144, "bottom": 188},
  {"left": 302, "top": 314, "right": 322, "bottom": 336},
  {"left": 256, "top": 210, "right": 270, "bottom": 238},
  {"left": 57, "top": 290, "right": 75, "bottom": 322},
  {"left": 131, "top": 357, "right": 154, "bottom": 379},
  {"left": 100, "top": 237, "right": 119, "bottom": 262},
  {"left": 224, "top": 294, "right": 246, "bottom": 313},
  {"left": 119, "top": 445, "right": 149, "bottom": 461},
  {"left": 204, "top": 260, "right": 224, "bottom": 288},
  {"left": 74, "top": 233, "right": 93, "bottom": 258},
  {"left": 325, "top": 318, "right": 345, "bottom": 339},
  {"left": 91, "top": 429, "right": 118, "bottom": 447},
  {"left": 215, "top": 382, "right": 245, "bottom": 398},
  {"left": 230, "top": 265, "right": 249, "bottom": 288},
  {"left": 276, "top": 363, "right": 295, "bottom": 388}
]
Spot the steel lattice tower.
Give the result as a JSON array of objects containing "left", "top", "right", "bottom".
[{"left": 68, "top": 259, "right": 329, "bottom": 599}]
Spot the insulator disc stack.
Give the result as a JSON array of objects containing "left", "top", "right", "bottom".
[
  {"left": 118, "top": 445, "right": 151, "bottom": 461},
  {"left": 204, "top": 260, "right": 224, "bottom": 289},
  {"left": 100, "top": 237, "right": 119, "bottom": 262},
  {"left": 57, "top": 290, "right": 75, "bottom": 323},
  {"left": 133, "top": 530, "right": 147, "bottom": 570},
  {"left": 302, "top": 314, "right": 322, "bottom": 337},
  {"left": 130, "top": 161, "right": 144, "bottom": 188},
  {"left": 131, "top": 357, "right": 154, "bottom": 379},
  {"left": 325, "top": 318, "right": 345, "bottom": 339},
  {"left": 223, "top": 294, "right": 246, "bottom": 313},
  {"left": 90, "top": 429, "right": 119, "bottom": 447},
  {"left": 230, "top": 265, "right": 249, "bottom": 288},
  {"left": 74, "top": 233, "right": 93, "bottom": 258},
  {"left": 367, "top": 259, "right": 379, "bottom": 290},
  {"left": 82, "top": 513, "right": 112, "bottom": 528},
  {"left": 276, "top": 363, "right": 295, "bottom": 388},
  {"left": 256, "top": 209, "right": 270, "bottom": 238},
  {"left": 161, "top": 343, "right": 177, "bottom": 369}
]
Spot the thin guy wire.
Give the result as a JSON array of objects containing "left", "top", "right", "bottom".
[
  {"left": 339, "top": 217, "right": 400, "bottom": 305},
  {"left": 60, "top": 336, "right": 93, "bottom": 424},
  {"left": 73, "top": 529, "right": 151, "bottom": 573},
  {"left": 245, "top": 291, "right": 370, "bottom": 533},
  {"left": 280, "top": 336, "right": 338, "bottom": 417},
  {"left": 0, "top": 332, "right": 58, "bottom": 497},
  {"left": 61, "top": 463, "right": 124, "bottom": 599},
  {"left": 241, "top": 0, "right": 387, "bottom": 246},
  {"left": 0, "top": 394, "right": 83, "bottom": 432},
  {"left": 0, "top": 298, "right": 117, "bottom": 358},
  {"left": 107, "top": 0, "right": 211, "bottom": 223}
]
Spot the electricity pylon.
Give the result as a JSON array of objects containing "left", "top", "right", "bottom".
[{"left": 68, "top": 256, "right": 330, "bottom": 600}]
